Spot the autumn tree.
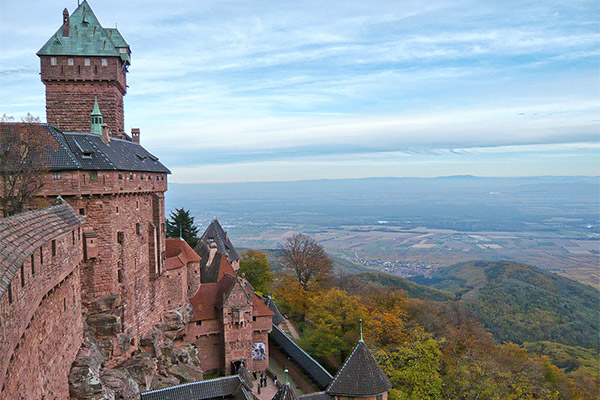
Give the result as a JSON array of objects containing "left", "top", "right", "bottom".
[
  {"left": 273, "top": 273, "right": 313, "bottom": 321},
  {"left": 166, "top": 208, "right": 200, "bottom": 248},
  {"left": 301, "top": 288, "right": 368, "bottom": 366},
  {"left": 280, "top": 233, "right": 333, "bottom": 290},
  {"left": 239, "top": 249, "right": 273, "bottom": 295},
  {"left": 374, "top": 330, "right": 443, "bottom": 400},
  {"left": 0, "top": 122, "right": 53, "bottom": 217}
]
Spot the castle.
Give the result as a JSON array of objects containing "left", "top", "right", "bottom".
[{"left": 0, "top": 2, "right": 391, "bottom": 399}]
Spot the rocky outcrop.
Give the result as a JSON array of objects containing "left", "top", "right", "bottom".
[{"left": 69, "top": 301, "right": 203, "bottom": 400}]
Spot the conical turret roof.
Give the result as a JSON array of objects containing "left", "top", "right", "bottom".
[
  {"left": 326, "top": 341, "right": 392, "bottom": 397},
  {"left": 272, "top": 383, "right": 299, "bottom": 400}
]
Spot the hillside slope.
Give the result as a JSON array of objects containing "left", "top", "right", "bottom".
[
  {"left": 337, "top": 271, "right": 456, "bottom": 302},
  {"left": 410, "top": 260, "right": 599, "bottom": 350}
]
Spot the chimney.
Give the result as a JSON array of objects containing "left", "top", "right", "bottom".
[
  {"left": 206, "top": 242, "right": 218, "bottom": 267},
  {"left": 62, "top": 9, "right": 70, "bottom": 37},
  {"left": 101, "top": 124, "right": 111, "bottom": 144},
  {"left": 131, "top": 128, "right": 140, "bottom": 144}
]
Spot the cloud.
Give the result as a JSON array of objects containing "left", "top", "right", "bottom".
[{"left": 2, "top": 0, "right": 598, "bottom": 180}]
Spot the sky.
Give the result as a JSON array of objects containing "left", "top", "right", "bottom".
[{"left": 1, "top": 0, "right": 599, "bottom": 182}]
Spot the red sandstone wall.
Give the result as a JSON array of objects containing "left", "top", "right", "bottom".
[
  {"left": 0, "top": 228, "right": 83, "bottom": 398},
  {"left": 195, "top": 333, "right": 225, "bottom": 375},
  {"left": 37, "top": 170, "right": 169, "bottom": 367},
  {"left": 222, "top": 285, "right": 254, "bottom": 375},
  {"left": 165, "top": 267, "right": 188, "bottom": 310},
  {"left": 40, "top": 55, "right": 127, "bottom": 136},
  {"left": 187, "top": 260, "right": 201, "bottom": 297},
  {"left": 37, "top": 170, "right": 168, "bottom": 198}
]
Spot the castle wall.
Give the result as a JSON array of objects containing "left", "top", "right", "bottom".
[
  {"left": 187, "top": 260, "right": 201, "bottom": 297},
  {"left": 165, "top": 266, "right": 188, "bottom": 310},
  {"left": 0, "top": 228, "right": 83, "bottom": 398},
  {"left": 36, "top": 170, "right": 169, "bottom": 367},
  {"left": 222, "top": 286, "right": 254, "bottom": 375}
]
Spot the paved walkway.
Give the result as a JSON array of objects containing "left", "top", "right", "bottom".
[{"left": 251, "top": 374, "right": 278, "bottom": 400}]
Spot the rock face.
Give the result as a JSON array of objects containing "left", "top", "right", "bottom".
[{"left": 69, "top": 303, "right": 203, "bottom": 400}]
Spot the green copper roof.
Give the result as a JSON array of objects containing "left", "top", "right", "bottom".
[
  {"left": 37, "top": 0, "right": 129, "bottom": 61},
  {"left": 90, "top": 96, "right": 103, "bottom": 135},
  {"left": 91, "top": 96, "right": 102, "bottom": 116}
]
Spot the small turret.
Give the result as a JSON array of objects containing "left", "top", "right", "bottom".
[{"left": 90, "top": 97, "right": 103, "bottom": 135}]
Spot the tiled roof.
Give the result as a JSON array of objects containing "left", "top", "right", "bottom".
[
  {"left": 189, "top": 282, "right": 219, "bottom": 321},
  {"left": 326, "top": 341, "right": 392, "bottom": 397},
  {"left": 272, "top": 383, "right": 300, "bottom": 400},
  {"left": 0, "top": 198, "right": 84, "bottom": 299},
  {"left": 140, "top": 375, "right": 250, "bottom": 400},
  {"left": 190, "top": 275, "right": 272, "bottom": 322},
  {"left": 269, "top": 325, "right": 333, "bottom": 389},
  {"left": 263, "top": 296, "right": 285, "bottom": 325},
  {"left": 165, "top": 238, "right": 201, "bottom": 271},
  {"left": 252, "top": 294, "right": 275, "bottom": 318},
  {"left": 37, "top": 0, "right": 130, "bottom": 63},
  {"left": 298, "top": 392, "right": 333, "bottom": 400},
  {"left": 198, "top": 220, "right": 240, "bottom": 262},
  {"left": 0, "top": 123, "right": 170, "bottom": 173}
]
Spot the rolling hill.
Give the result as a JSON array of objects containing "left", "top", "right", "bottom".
[{"left": 410, "top": 260, "right": 600, "bottom": 350}]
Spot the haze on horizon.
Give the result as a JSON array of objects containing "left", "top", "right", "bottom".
[{"left": 1, "top": 0, "right": 598, "bottom": 183}]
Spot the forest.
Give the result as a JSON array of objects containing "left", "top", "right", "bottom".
[{"left": 238, "top": 238, "right": 599, "bottom": 400}]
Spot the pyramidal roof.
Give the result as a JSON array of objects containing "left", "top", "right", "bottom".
[
  {"left": 37, "top": 0, "right": 129, "bottom": 62},
  {"left": 326, "top": 341, "right": 392, "bottom": 397}
]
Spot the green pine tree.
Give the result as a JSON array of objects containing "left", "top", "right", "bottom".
[{"left": 166, "top": 208, "right": 200, "bottom": 248}]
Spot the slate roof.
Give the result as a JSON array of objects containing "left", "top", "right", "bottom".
[
  {"left": 140, "top": 375, "right": 250, "bottom": 400},
  {"left": 165, "top": 238, "right": 201, "bottom": 271},
  {"left": 272, "top": 383, "right": 300, "bottom": 400},
  {"left": 270, "top": 325, "right": 334, "bottom": 389},
  {"left": 0, "top": 123, "right": 170, "bottom": 173},
  {"left": 37, "top": 0, "right": 130, "bottom": 64},
  {"left": 197, "top": 220, "right": 240, "bottom": 262},
  {"left": 263, "top": 296, "right": 285, "bottom": 325},
  {"left": 298, "top": 392, "right": 333, "bottom": 400},
  {"left": 0, "top": 198, "right": 84, "bottom": 300},
  {"left": 326, "top": 341, "right": 392, "bottom": 397}
]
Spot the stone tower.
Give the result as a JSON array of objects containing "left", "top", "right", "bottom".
[{"left": 37, "top": 0, "right": 130, "bottom": 138}]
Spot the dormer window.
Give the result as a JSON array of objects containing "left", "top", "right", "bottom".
[
  {"left": 101, "top": 58, "right": 108, "bottom": 66},
  {"left": 84, "top": 58, "right": 91, "bottom": 66},
  {"left": 119, "top": 48, "right": 127, "bottom": 54},
  {"left": 68, "top": 58, "right": 74, "bottom": 66},
  {"left": 51, "top": 57, "right": 57, "bottom": 66}
]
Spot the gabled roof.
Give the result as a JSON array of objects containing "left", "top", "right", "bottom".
[
  {"left": 0, "top": 198, "right": 85, "bottom": 299},
  {"left": 140, "top": 375, "right": 250, "bottom": 400},
  {"left": 165, "top": 238, "right": 201, "bottom": 271},
  {"left": 326, "top": 341, "right": 392, "bottom": 397},
  {"left": 272, "top": 383, "right": 299, "bottom": 400},
  {"left": 198, "top": 220, "right": 240, "bottom": 262},
  {"left": 37, "top": 1, "right": 128, "bottom": 60},
  {"left": 0, "top": 123, "right": 170, "bottom": 173}
]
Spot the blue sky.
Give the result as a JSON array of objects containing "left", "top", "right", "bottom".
[{"left": 1, "top": 0, "right": 598, "bottom": 182}]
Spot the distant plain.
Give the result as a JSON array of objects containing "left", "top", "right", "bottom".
[{"left": 166, "top": 176, "right": 599, "bottom": 288}]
